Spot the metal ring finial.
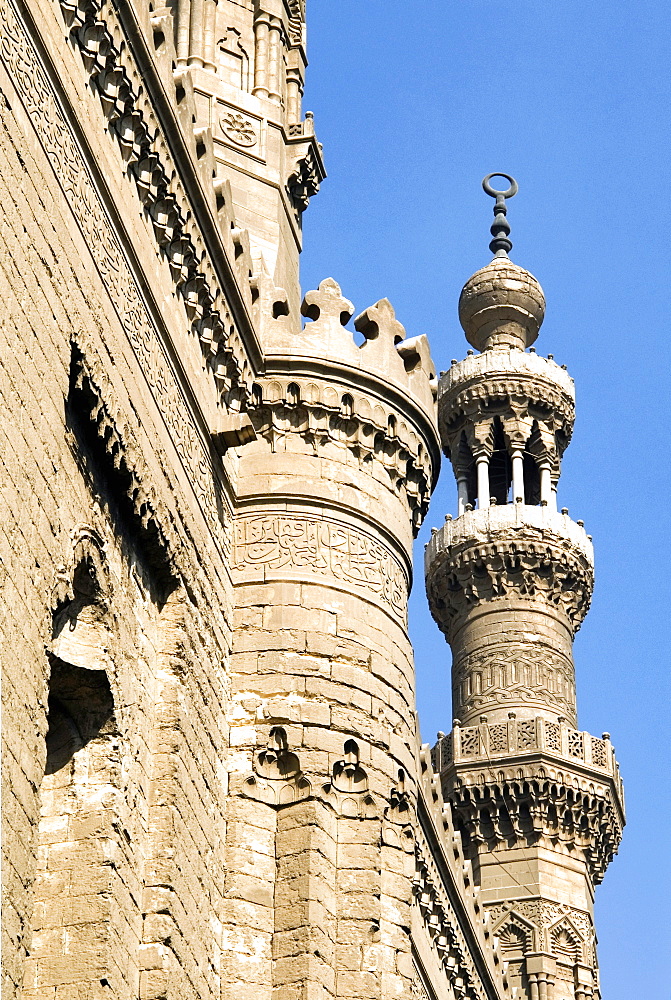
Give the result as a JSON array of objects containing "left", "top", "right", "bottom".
[
  {"left": 482, "top": 172, "right": 518, "bottom": 257},
  {"left": 482, "top": 173, "right": 518, "bottom": 200}
]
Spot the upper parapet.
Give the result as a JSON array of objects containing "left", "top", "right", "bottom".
[{"left": 261, "top": 277, "right": 437, "bottom": 416}]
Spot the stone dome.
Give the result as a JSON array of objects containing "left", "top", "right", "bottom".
[{"left": 458, "top": 257, "right": 546, "bottom": 352}]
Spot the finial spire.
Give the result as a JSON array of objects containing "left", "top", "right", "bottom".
[{"left": 482, "top": 172, "right": 518, "bottom": 258}]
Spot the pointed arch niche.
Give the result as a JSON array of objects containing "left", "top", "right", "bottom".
[{"left": 22, "top": 536, "right": 130, "bottom": 996}]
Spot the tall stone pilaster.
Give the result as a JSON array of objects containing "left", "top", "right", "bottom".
[{"left": 425, "top": 178, "right": 625, "bottom": 1000}]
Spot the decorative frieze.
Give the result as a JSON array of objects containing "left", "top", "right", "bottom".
[
  {"left": 54, "top": 0, "right": 259, "bottom": 409},
  {"left": 432, "top": 718, "right": 619, "bottom": 779},
  {"left": 233, "top": 513, "right": 408, "bottom": 622},
  {"left": 248, "top": 374, "right": 434, "bottom": 530},
  {"left": 443, "top": 754, "right": 624, "bottom": 885}
]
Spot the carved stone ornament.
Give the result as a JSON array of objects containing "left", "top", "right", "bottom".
[
  {"left": 382, "top": 770, "right": 414, "bottom": 852},
  {"left": 51, "top": 525, "right": 111, "bottom": 615},
  {"left": 287, "top": 139, "right": 325, "bottom": 212},
  {"left": 221, "top": 111, "right": 257, "bottom": 146},
  {"left": 49, "top": 0, "right": 257, "bottom": 410},
  {"left": 233, "top": 513, "right": 409, "bottom": 622},
  {"left": 248, "top": 379, "right": 434, "bottom": 532},
  {"left": 452, "top": 644, "right": 577, "bottom": 725},
  {"left": 445, "top": 761, "right": 624, "bottom": 885},
  {"left": 426, "top": 510, "right": 594, "bottom": 639},
  {"left": 486, "top": 899, "right": 595, "bottom": 964},
  {"left": 244, "top": 727, "right": 311, "bottom": 806},
  {"left": 322, "top": 740, "right": 375, "bottom": 818}
]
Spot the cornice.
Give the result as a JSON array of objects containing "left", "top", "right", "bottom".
[
  {"left": 50, "top": 0, "right": 264, "bottom": 409},
  {"left": 415, "top": 748, "right": 511, "bottom": 1000},
  {"left": 425, "top": 506, "right": 594, "bottom": 639}
]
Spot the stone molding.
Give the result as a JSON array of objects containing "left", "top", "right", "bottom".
[
  {"left": 232, "top": 511, "right": 409, "bottom": 623},
  {"left": 247, "top": 371, "right": 436, "bottom": 531},
  {"left": 55, "top": 0, "right": 262, "bottom": 408},
  {"left": 425, "top": 506, "right": 594, "bottom": 639},
  {"left": 441, "top": 349, "right": 574, "bottom": 401},
  {"left": 0, "top": 0, "right": 234, "bottom": 551},
  {"left": 441, "top": 751, "right": 624, "bottom": 885}
]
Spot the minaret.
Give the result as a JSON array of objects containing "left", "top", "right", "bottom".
[{"left": 426, "top": 176, "right": 625, "bottom": 1000}]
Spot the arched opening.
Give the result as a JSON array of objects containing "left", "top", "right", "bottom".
[{"left": 488, "top": 417, "right": 512, "bottom": 505}]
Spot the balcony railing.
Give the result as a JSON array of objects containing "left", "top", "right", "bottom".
[{"left": 432, "top": 716, "right": 622, "bottom": 793}]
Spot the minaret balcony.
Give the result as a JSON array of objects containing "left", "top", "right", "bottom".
[
  {"left": 425, "top": 504, "right": 594, "bottom": 643},
  {"left": 431, "top": 716, "right": 625, "bottom": 885},
  {"left": 441, "top": 347, "right": 574, "bottom": 401}
]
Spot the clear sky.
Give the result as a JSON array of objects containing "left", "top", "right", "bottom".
[{"left": 299, "top": 2, "right": 670, "bottom": 997}]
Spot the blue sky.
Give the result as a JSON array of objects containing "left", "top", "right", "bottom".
[{"left": 300, "top": 2, "right": 670, "bottom": 996}]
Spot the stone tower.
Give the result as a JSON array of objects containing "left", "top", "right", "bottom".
[
  {"left": 425, "top": 177, "right": 625, "bottom": 1000},
  {"left": 0, "top": 0, "right": 624, "bottom": 993},
  {"left": 170, "top": 0, "right": 323, "bottom": 317}
]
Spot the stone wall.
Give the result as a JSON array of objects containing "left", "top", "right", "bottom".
[{"left": 0, "top": 8, "right": 237, "bottom": 994}]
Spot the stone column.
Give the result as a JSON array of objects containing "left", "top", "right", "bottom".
[
  {"left": 539, "top": 463, "right": 553, "bottom": 507},
  {"left": 476, "top": 454, "right": 490, "bottom": 508},
  {"left": 187, "top": 0, "right": 204, "bottom": 66},
  {"left": 512, "top": 448, "right": 524, "bottom": 503},
  {"left": 252, "top": 13, "right": 271, "bottom": 98},
  {"left": 175, "top": 0, "right": 191, "bottom": 65},
  {"left": 266, "top": 17, "right": 283, "bottom": 103},
  {"left": 202, "top": 0, "right": 217, "bottom": 71}
]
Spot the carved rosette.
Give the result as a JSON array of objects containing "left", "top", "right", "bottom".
[{"left": 425, "top": 506, "right": 594, "bottom": 642}]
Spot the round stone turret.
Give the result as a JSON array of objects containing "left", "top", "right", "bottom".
[{"left": 459, "top": 257, "right": 546, "bottom": 352}]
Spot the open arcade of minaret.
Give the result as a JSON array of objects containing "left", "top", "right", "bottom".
[{"left": 0, "top": 2, "right": 624, "bottom": 1000}]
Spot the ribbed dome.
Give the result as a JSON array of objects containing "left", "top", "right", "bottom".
[{"left": 458, "top": 257, "right": 545, "bottom": 352}]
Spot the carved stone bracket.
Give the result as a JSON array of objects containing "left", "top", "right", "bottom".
[
  {"left": 243, "top": 727, "right": 311, "bottom": 806},
  {"left": 322, "top": 739, "right": 376, "bottom": 818},
  {"left": 444, "top": 759, "right": 624, "bottom": 885},
  {"left": 286, "top": 132, "right": 325, "bottom": 212},
  {"left": 247, "top": 378, "right": 434, "bottom": 532},
  {"left": 426, "top": 511, "right": 594, "bottom": 638}
]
